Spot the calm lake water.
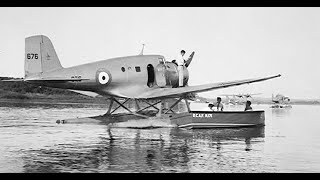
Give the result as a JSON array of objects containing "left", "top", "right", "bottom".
[{"left": 0, "top": 100, "right": 320, "bottom": 173}]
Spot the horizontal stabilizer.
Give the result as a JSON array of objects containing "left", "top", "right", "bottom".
[
  {"left": 1, "top": 79, "right": 24, "bottom": 82},
  {"left": 25, "top": 77, "right": 90, "bottom": 82}
]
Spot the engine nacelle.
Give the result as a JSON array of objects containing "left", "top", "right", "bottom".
[{"left": 155, "top": 62, "right": 189, "bottom": 88}]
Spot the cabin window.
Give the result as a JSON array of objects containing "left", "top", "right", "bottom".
[
  {"left": 128, "top": 67, "right": 132, "bottom": 70},
  {"left": 135, "top": 66, "right": 141, "bottom": 72},
  {"left": 121, "top": 67, "right": 125, "bottom": 72}
]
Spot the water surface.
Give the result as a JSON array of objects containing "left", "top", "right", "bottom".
[{"left": 0, "top": 101, "right": 319, "bottom": 173}]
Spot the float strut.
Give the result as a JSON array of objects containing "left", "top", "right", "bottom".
[
  {"left": 105, "top": 98, "right": 114, "bottom": 115},
  {"left": 184, "top": 98, "right": 191, "bottom": 112},
  {"left": 111, "top": 98, "right": 133, "bottom": 114},
  {"left": 164, "top": 97, "right": 183, "bottom": 114},
  {"left": 136, "top": 100, "right": 161, "bottom": 113}
]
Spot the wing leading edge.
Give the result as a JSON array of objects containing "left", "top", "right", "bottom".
[{"left": 136, "top": 74, "right": 281, "bottom": 99}]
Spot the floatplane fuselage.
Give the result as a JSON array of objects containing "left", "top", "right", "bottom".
[{"left": 27, "top": 54, "right": 189, "bottom": 98}]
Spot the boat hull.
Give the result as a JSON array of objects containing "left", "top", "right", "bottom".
[{"left": 170, "top": 110, "right": 265, "bottom": 129}]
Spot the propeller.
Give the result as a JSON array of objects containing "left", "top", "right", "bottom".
[{"left": 185, "top": 51, "right": 195, "bottom": 68}]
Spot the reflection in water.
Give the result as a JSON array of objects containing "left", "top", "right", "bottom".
[
  {"left": 271, "top": 108, "right": 291, "bottom": 118},
  {"left": 169, "top": 127, "right": 265, "bottom": 172},
  {"left": 21, "top": 126, "right": 264, "bottom": 173},
  {"left": 245, "top": 138, "right": 252, "bottom": 151}
]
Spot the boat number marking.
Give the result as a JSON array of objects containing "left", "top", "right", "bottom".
[{"left": 193, "top": 113, "right": 213, "bottom": 118}]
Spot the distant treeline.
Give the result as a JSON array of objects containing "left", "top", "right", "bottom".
[{"left": 0, "top": 77, "right": 92, "bottom": 100}]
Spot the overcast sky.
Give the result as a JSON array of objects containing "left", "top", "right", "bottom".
[{"left": 0, "top": 7, "right": 319, "bottom": 99}]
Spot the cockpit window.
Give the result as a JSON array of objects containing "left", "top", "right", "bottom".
[{"left": 121, "top": 67, "right": 125, "bottom": 72}]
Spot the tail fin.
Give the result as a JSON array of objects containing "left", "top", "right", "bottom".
[{"left": 24, "top": 35, "right": 63, "bottom": 78}]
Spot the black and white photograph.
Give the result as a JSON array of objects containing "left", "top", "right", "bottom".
[{"left": 0, "top": 7, "right": 319, "bottom": 173}]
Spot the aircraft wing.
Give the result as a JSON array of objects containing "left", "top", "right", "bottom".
[
  {"left": 219, "top": 93, "right": 262, "bottom": 97},
  {"left": 219, "top": 94, "right": 235, "bottom": 96},
  {"left": 249, "top": 93, "right": 262, "bottom": 95},
  {"left": 136, "top": 74, "right": 281, "bottom": 99}
]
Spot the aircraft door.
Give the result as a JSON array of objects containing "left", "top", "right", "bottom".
[{"left": 147, "top": 64, "right": 155, "bottom": 87}]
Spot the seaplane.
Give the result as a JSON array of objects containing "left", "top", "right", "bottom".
[
  {"left": 219, "top": 93, "right": 262, "bottom": 105},
  {"left": 3, "top": 35, "right": 281, "bottom": 123},
  {"left": 271, "top": 94, "right": 292, "bottom": 108}
]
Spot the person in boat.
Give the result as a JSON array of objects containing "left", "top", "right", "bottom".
[
  {"left": 244, "top": 100, "right": 253, "bottom": 111},
  {"left": 208, "top": 103, "right": 214, "bottom": 111},
  {"left": 209, "top": 97, "right": 224, "bottom": 111}
]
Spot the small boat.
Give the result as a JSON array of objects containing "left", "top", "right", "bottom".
[
  {"left": 169, "top": 110, "right": 265, "bottom": 129},
  {"left": 270, "top": 104, "right": 292, "bottom": 108}
]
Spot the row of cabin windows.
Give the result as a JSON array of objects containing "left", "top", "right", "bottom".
[{"left": 121, "top": 66, "right": 141, "bottom": 72}]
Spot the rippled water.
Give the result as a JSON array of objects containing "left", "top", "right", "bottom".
[{"left": 0, "top": 100, "right": 320, "bottom": 173}]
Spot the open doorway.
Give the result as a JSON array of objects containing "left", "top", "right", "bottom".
[{"left": 147, "top": 64, "right": 155, "bottom": 87}]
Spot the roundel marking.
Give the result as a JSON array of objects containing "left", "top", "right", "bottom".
[
  {"left": 95, "top": 68, "right": 112, "bottom": 86},
  {"left": 98, "top": 71, "right": 110, "bottom": 84}
]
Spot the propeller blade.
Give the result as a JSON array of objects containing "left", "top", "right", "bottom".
[{"left": 185, "top": 51, "right": 195, "bottom": 68}]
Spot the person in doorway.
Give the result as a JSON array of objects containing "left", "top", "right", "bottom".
[
  {"left": 209, "top": 97, "right": 224, "bottom": 111},
  {"left": 176, "top": 50, "right": 186, "bottom": 87},
  {"left": 244, "top": 100, "right": 253, "bottom": 111}
]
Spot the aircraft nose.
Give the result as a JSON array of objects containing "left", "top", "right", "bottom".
[{"left": 96, "top": 69, "right": 112, "bottom": 85}]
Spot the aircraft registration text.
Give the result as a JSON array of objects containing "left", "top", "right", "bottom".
[{"left": 27, "top": 53, "right": 39, "bottom": 59}]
